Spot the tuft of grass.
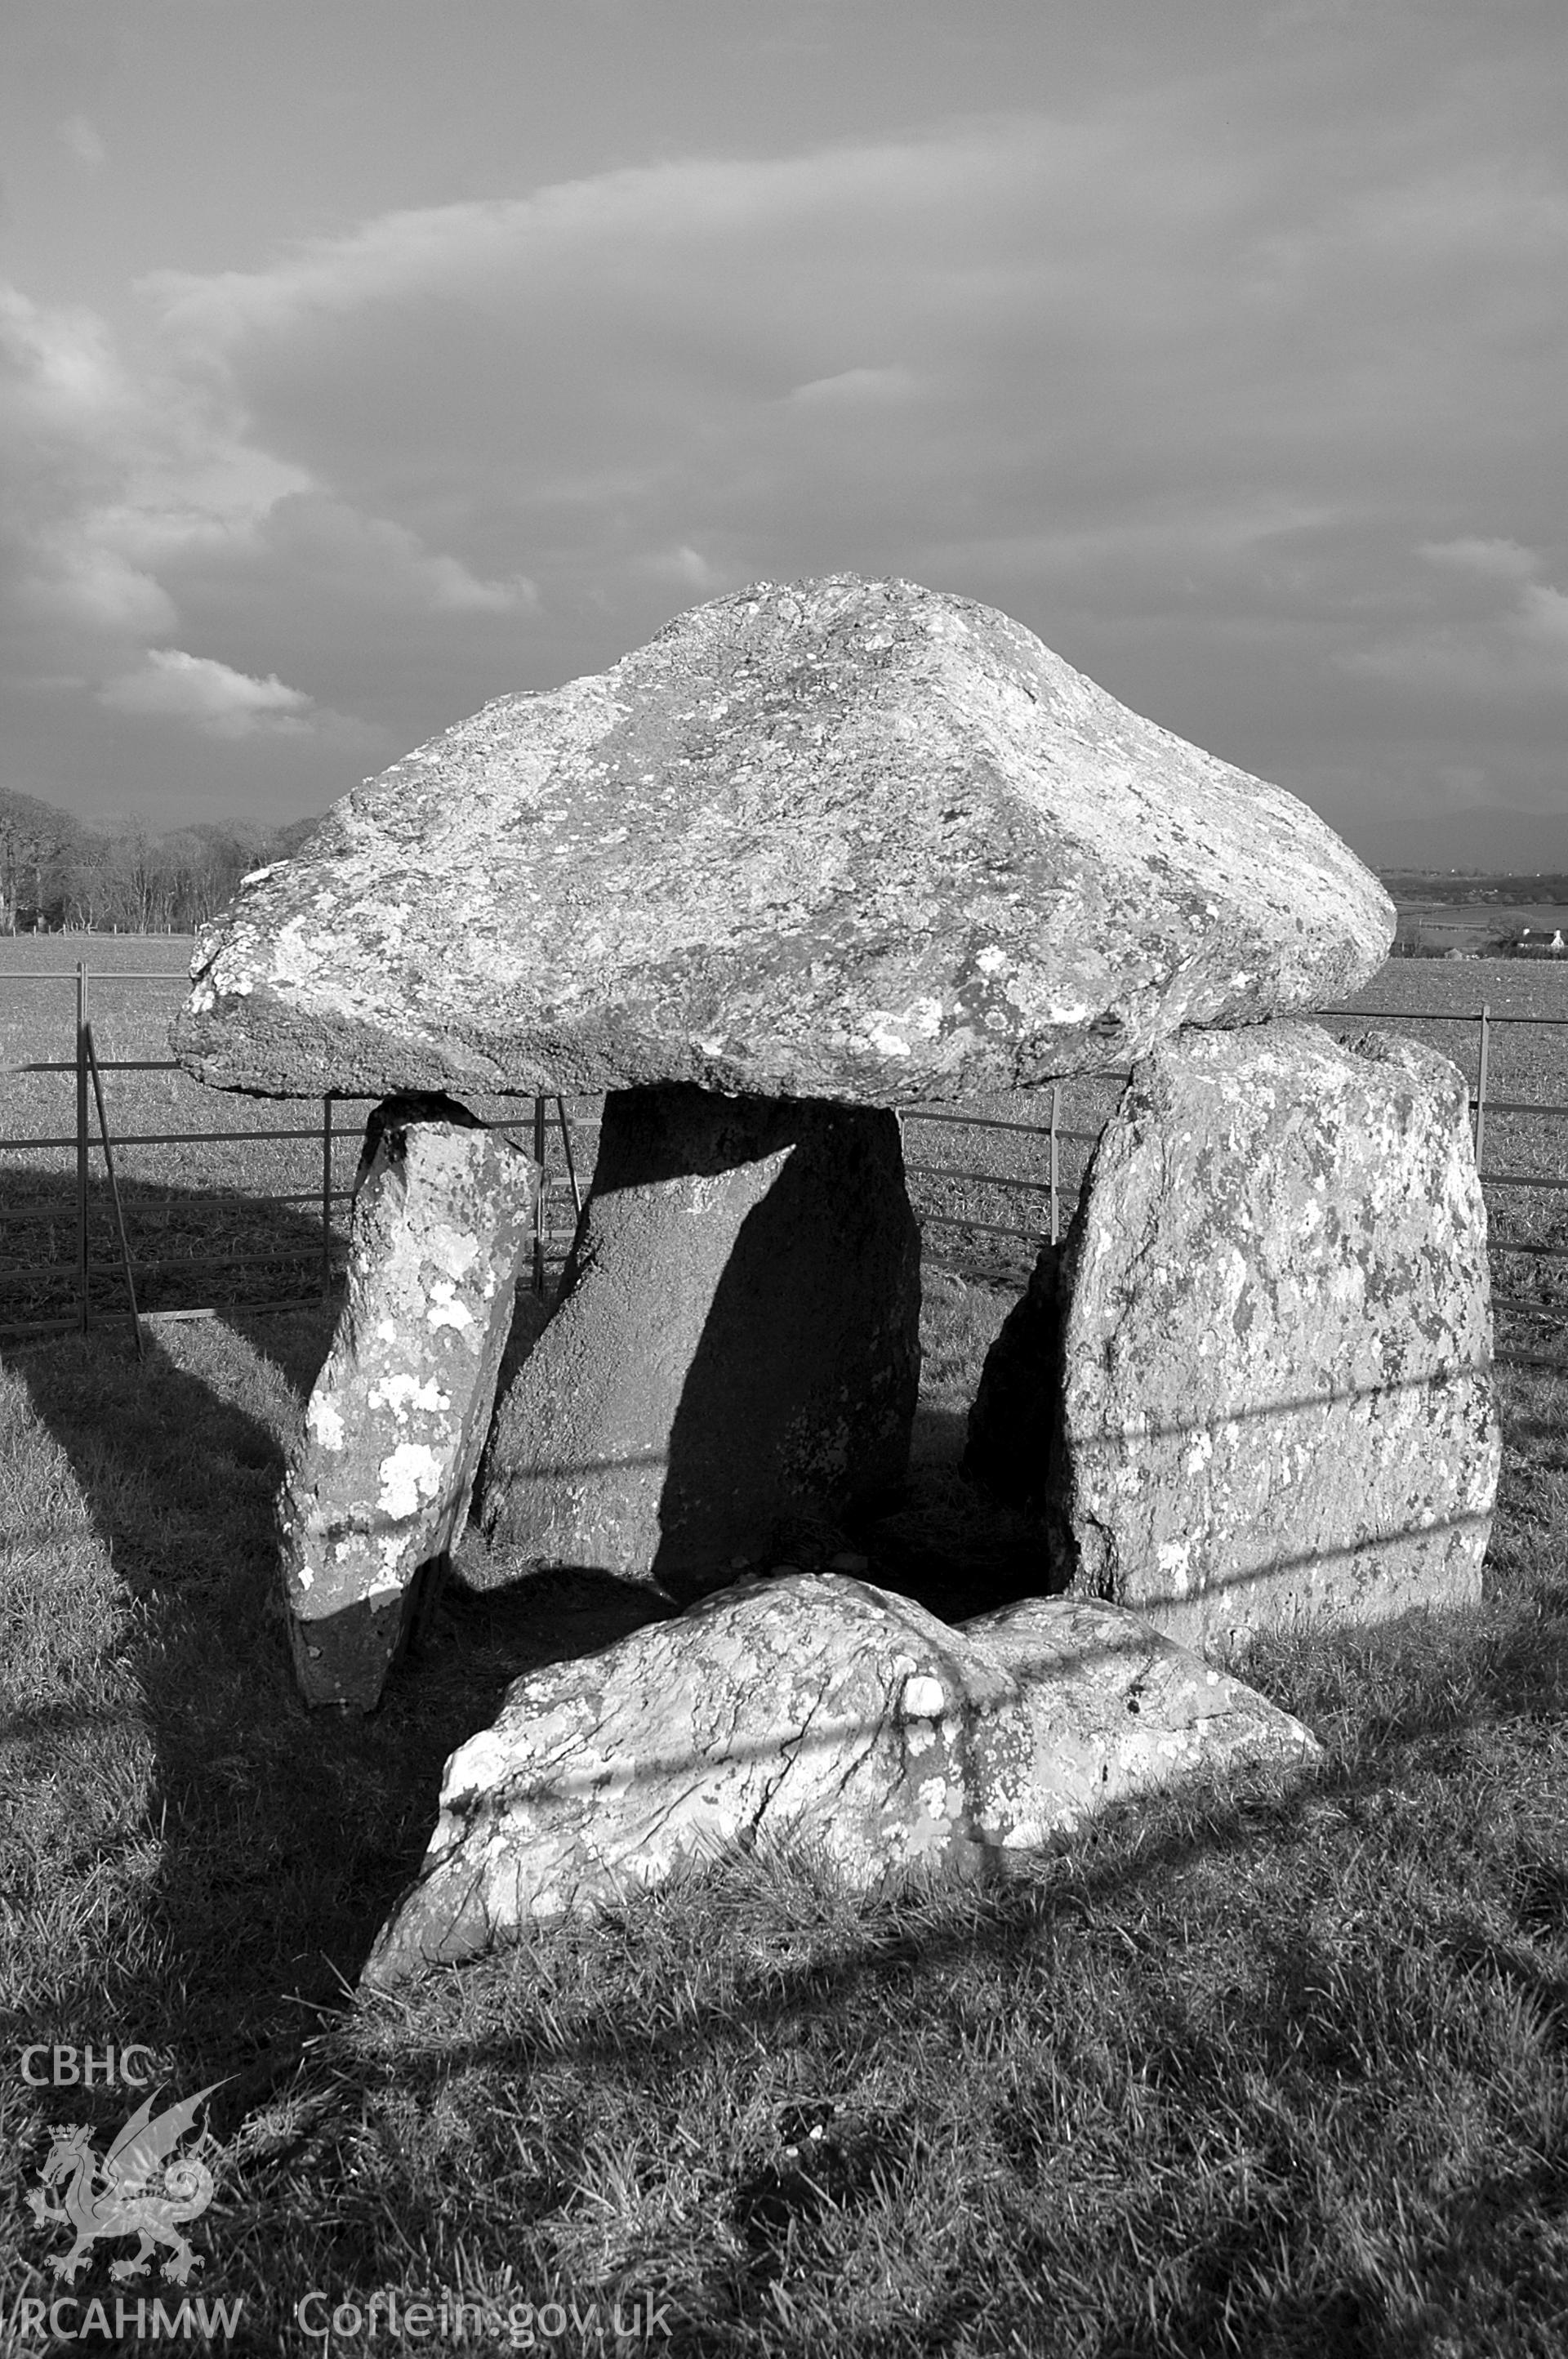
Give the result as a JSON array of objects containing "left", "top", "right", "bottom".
[
  {"left": 2, "top": 1287, "right": 1566, "bottom": 2353},
  {"left": 915, "top": 1266, "right": 1017, "bottom": 1416}
]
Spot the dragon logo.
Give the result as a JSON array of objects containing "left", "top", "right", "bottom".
[{"left": 28, "top": 2081, "right": 225, "bottom": 2285}]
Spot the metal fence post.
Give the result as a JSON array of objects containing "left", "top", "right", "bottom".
[
  {"left": 83, "top": 1020, "right": 143, "bottom": 1362},
  {"left": 555, "top": 1096, "right": 582, "bottom": 1220},
  {"left": 1477, "top": 1002, "right": 1490, "bottom": 1175},
  {"left": 1049, "top": 1084, "right": 1059, "bottom": 1246},
  {"left": 321, "top": 1097, "right": 334, "bottom": 1302},
  {"left": 75, "top": 961, "right": 89, "bottom": 1334}
]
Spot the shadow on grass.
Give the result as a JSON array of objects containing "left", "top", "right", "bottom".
[
  {"left": 845, "top": 1403, "right": 1054, "bottom": 1621},
  {"left": 7, "top": 1204, "right": 1557, "bottom": 2333},
  {"left": 356, "top": 1697, "right": 1514, "bottom": 2058},
  {"left": 0, "top": 1165, "right": 338, "bottom": 1341},
  {"left": 315, "top": 1633, "right": 1566, "bottom": 2353},
  {"left": 7, "top": 1285, "right": 1566, "bottom": 2346},
  {"left": 1, "top": 1198, "right": 664, "bottom": 2161},
  {"left": 1, "top": 1169, "right": 1041, "bottom": 2138},
  {"left": 3, "top": 1204, "right": 1522, "bottom": 2095}
]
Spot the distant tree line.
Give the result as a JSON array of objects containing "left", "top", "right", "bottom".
[{"left": 0, "top": 788, "right": 321, "bottom": 934}]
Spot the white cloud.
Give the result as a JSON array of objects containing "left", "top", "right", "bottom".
[
  {"left": 58, "top": 116, "right": 107, "bottom": 171},
  {"left": 642, "top": 545, "right": 728, "bottom": 591},
  {"left": 1518, "top": 582, "right": 1568, "bottom": 649},
  {"left": 243, "top": 493, "right": 538, "bottom": 614},
  {"left": 124, "top": 101, "right": 1566, "bottom": 670},
  {"left": 0, "top": 282, "right": 133, "bottom": 434},
  {"left": 1418, "top": 537, "right": 1540, "bottom": 581},
  {"left": 19, "top": 537, "right": 178, "bottom": 634},
  {"left": 97, "top": 649, "right": 314, "bottom": 737},
  {"left": 8, "top": 28, "right": 1568, "bottom": 839},
  {"left": 786, "top": 366, "right": 920, "bottom": 407},
  {"left": 136, "top": 122, "right": 1221, "bottom": 512},
  {"left": 0, "top": 271, "right": 520, "bottom": 779},
  {"left": 1343, "top": 547, "right": 1568, "bottom": 694},
  {"left": 0, "top": 276, "right": 306, "bottom": 642}
]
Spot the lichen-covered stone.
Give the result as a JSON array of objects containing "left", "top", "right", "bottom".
[
  {"left": 978, "top": 1020, "right": 1499, "bottom": 1652},
  {"left": 171, "top": 575, "right": 1392, "bottom": 1104},
  {"left": 281, "top": 1107, "right": 536, "bottom": 1709},
  {"left": 476, "top": 1083, "right": 920, "bottom": 1599},
  {"left": 362, "top": 1574, "right": 1318, "bottom": 1982}
]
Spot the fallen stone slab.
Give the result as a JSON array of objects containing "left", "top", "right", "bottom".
[
  {"left": 476, "top": 1083, "right": 920, "bottom": 1597},
  {"left": 362, "top": 1572, "right": 1319, "bottom": 1984},
  {"left": 172, "top": 575, "right": 1393, "bottom": 1105},
  {"left": 966, "top": 1021, "right": 1501, "bottom": 1654},
  {"left": 281, "top": 1103, "right": 536, "bottom": 1709}
]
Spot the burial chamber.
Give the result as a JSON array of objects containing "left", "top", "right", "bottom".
[{"left": 172, "top": 573, "right": 1417, "bottom": 1709}]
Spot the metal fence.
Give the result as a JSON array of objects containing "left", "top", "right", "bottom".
[
  {"left": 0, "top": 962, "right": 590, "bottom": 1344},
  {"left": 2, "top": 965, "right": 1566, "bottom": 1369}
]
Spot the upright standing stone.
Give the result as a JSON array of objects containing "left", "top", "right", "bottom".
[
  {"left": 477, "top": 1084, "right": 920, "bottom": 1599},
  {"left": 967, "top": 1022, "right": 1500, "bottom": 1653},
  {"left": 282, "top": 1105, "right": 536, "bottom": 1708}
]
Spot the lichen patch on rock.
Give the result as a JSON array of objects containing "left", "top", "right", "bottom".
[{"left": 279, "top": 1110, "right": 536, "bottom": 1710}]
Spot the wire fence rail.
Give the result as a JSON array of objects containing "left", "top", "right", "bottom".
[
  {"left": 0, "top": 962, "right": 588, "bottom": 1342},
  {"left": 2, "top": 963, "right": 1566, "bottom": 1369}
]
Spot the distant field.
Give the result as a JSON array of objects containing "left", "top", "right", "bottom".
[
  {"left": 1402, "top": 904, "right": 1568, "bottom": 930},
  {"left": 1392, "top": 898, "right": 1568, "bottom": 955},
  {"left": 1335, "top": 953, "right": 1568, "bottom": 1023},
  {"left": 3, "top": 939, "right": 1568, "bottom": 1353},
  {"left": 1325, "top": 956, "right": 1568, "bottom": 1155}
]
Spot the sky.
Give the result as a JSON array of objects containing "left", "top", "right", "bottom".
[{"left": 2, "top": 0, "right": 1566, "bottom": 869}]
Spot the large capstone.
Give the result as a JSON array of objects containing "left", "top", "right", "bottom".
[
  {"left": 281, "top": 1103, "right": 536, "bottom": 1709},
  {"left": 172, "top": 576, "right": 1392, "bottom": 1104},
  {"left": 476, "top": 1083, "right": 921, "bottom": 1598},
  {"left": 965, "top": 1022, "right": 1501, "bottom": 1653},
  {"left": 361, "top": 1573, "right": 1320, "bottom": 1985}
]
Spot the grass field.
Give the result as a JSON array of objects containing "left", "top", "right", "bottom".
[{"left": 2, "top": 1296, "right": 1565, "bottom": 2354}]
